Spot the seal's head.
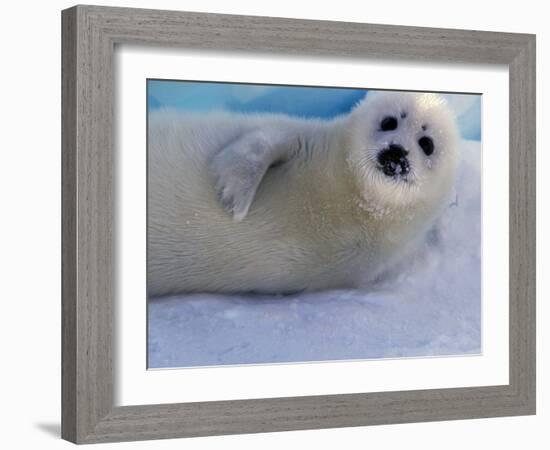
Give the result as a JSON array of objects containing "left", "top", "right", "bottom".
[{"left": 346, "top": 91, "right": 459, "bottom": 215}]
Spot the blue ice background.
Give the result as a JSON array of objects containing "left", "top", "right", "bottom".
[
  {"left": 147, "top": 80, "right": 482, "bottom": 140},
  {"left": 147, "top": 81, "right": 482, "bottom": 368}
]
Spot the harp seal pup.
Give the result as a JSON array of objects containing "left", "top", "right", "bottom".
[{"left": 148, "top": 91, "right": 459, "bottom": 296}]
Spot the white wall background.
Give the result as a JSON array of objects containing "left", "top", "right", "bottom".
[{"left": 0, "top": 0, "right": 546, "bottom": 448}]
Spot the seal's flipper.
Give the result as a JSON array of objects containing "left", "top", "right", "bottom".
[{"left": 209, "top": 130, "right": 293, "bottom": 221}]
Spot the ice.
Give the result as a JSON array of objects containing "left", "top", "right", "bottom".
[
  {"left": 148, "top": 85, "right": 481, "bottom": 141},
  {"left": 148, "top": 140, "right": 482, "bottom": 369}
]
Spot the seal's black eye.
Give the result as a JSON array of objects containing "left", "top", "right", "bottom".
[
  {"left": 380, "top": 116, "right": 398, "bottom": 131},
  {"left": 418, "top": 136, "right": 434, "bottom": 156}
]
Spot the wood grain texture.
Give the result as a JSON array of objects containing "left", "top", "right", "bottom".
[
  {"left": 61, "top": 7, "right": 77, "bottom": 443},
  {"left": 61, "top": 4, "right": 536, "bottom": 444}
]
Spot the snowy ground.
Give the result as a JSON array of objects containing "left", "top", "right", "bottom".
[{"left": 148, "top": 140, "right": 481, "bottom": 368}]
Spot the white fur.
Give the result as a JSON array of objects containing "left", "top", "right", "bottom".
[{"left": 148, "top": 91, "right": 459, "bottom": 296}]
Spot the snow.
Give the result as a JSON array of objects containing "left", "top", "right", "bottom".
[{"left": 148, "top": 140, "right": 481, "bottom": 368}]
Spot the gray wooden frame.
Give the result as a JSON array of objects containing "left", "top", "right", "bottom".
[{"left": 61, "top": 4, "right": 536, "bottom": 444}]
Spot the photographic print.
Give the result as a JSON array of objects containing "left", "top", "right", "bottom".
[{"left": 147, "top": 80, "right": 482, "bottom": 369}]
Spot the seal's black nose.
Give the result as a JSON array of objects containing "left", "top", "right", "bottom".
[{"left": 377, "top": 144, "right": 410, "bottom": 177}]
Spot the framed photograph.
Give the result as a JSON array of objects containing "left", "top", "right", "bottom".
[{"left": 62, "top": 5, "right": 536, "bottom": 444}]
